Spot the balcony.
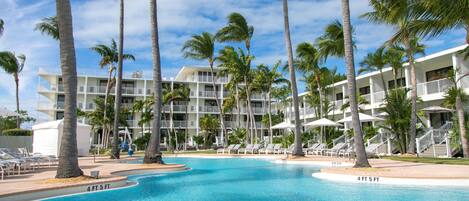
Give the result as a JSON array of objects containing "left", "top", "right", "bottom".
[
  {"left": 162, "top": 105, "right": 188, "bottom": 112},
  {"left": 373, "top": 91, "right": 386, "bottom": 104},
  {"left": 37, "top": 101, "right": 63, "bottom": 110},
  {"left": 417, "top": 78, "right": 451, "bottom": 96},
  {"left": 362, "top": 94, "right": 371, "bottom": 103},
  {"left": 197, "top": 75, "right": 228, "bottom": 83},
  {"left": 37, "top": 84, "right": 64, "bottom": 93},
  {"left": 161, "top": 120, "right": 191, "bottom": 127},
  {"left": 199, "top": 90, "right": 220, "bottom": 98},
  {"left": 199, "top": 106, "right": 219, "bottom": 113}
]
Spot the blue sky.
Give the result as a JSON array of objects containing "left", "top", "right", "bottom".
[{"left": 0, "top": 0, "right": 465, "bottom": 123}]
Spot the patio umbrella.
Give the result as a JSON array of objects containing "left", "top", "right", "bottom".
[
  {"left": 375, "top": 112, "right": 389, "bottom": 117},
  {"left": 0, "top": 108, "right": 19, "bottom": 117},
  {"left": 271, "top": 121, "right": 296, "bottom": 129},
  {"left": 305, "top": 118, "right": 342, "bottom": 128},
  {"left": 421, "top": 106, "right": 454, "bottom": 113},
  {"left": 337, "top": 113, "right": 384, "bottom": 123}
]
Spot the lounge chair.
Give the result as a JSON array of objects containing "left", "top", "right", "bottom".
[
  {"left": 217, "top": 144, "right": 234, "bottom": 154},
  {"left": 272, "top": 144, "right": 283, "bottom": 154},
  {"left": 323, "top": 143, "right": 347, "bottom": 156},
  {"left": 0, "top": 160, "right": 14, "bottom": 180},
  {"left": 258, "top": 144, "right": 273, "bottom": 154},
  {"left": 246, "top": 144, "right": 262, "bottom": 154},
  {"left": 228, "top": 144, "right": 241, "bottom": 154},
  {"left": 238, "top": 144, "right": 253, "bottom": 154},
  {"left": 365, "top": 143, "right": 381, "bottom": 157},
  {"left": 309, "top": 144, "right": 326, "bottom": 155},
  {"left": 338, "top": 146, "right": 354, "bottom": 158},
  {"left": 304, "top": 143, "right": 320, "bottom": 155}
]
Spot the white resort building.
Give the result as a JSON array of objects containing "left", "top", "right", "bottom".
[
  {"left": 37, "top": 66, "right": 271, "bottom": 146},
  {"left": 36, "top": 45, "right": 469, "bottom": 155}
]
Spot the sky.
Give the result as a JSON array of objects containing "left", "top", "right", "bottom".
[{"left": 0, "top": 0, "right": 465, "bottom": 124}]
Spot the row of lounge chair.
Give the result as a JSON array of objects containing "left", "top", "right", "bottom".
[
  {"left": 0, "top": 148, "right": 58, "bottom": 180},
  {"left": 217, "top": 144, "right": 298, "bottom": 155}
]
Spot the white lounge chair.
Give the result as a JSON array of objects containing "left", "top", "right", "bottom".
[
  {"left": 246, "top": 144, "right": 262, "bottom": 154},
  {"left": 228, "top": 144, "right": 241, "bottom": 154},
  {"left": 323, "top": 143, "right": 347, "bottom": 156},
  {"left": 217, "top": 144, "right": 234, "bottom": 154},
  {"left": 238, "top": 144, "right": 253, "bottom": 154},
  {"left": 259, "top": 144, "right": 274, "bottom": 154}
]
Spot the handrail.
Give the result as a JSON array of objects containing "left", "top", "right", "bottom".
[{"left": 416, "top": 122, "right": 453, "bottom": 155}]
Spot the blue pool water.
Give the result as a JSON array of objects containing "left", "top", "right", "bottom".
[{"left": 45, "top": 157, "right": 469, "bottom": 201}]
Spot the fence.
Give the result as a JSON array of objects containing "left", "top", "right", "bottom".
[{"left": 0, "top": 136, "right": 33, "bottom": 152}]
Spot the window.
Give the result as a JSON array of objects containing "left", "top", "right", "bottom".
[
  {"left": 426, "top": 66, "right": 452, "bottom": 82},
  {"left": 388, "top": 78, "right": 406, "bottom": 89},
  {"left": 121, "top": 97, "right": 134, "bottom": 104},
  {"left": 336, "top": 93, "right": 343, "bottom": 101},
  {"left": 359, "top": 86, "right": 370, "bottom": 95},
  {"left": 56, "top": 111, "right": 64, "bottom": 120}
]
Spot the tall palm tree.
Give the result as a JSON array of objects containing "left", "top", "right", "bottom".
[
  {"left": 90, "top": 39, "right": 134, "bottom": 148},
  {"left": 181, "top": 32, "right": 228, "bottom": 146},
  {"left": 282, "top": 0, "right": 303, "bottom": 156},
  {"left": 0, "top": 19, "right": 4, "bottom": 37},
  {"left": 359, "top": 47, "right": 388, "bottom": 94},
  {"left": 35, "top": 16, "right": 59, "bottom": 40},
  {"left": 216, "top": 12, "right": 254, "bottom": 55},
  {"left": 342, "top": 0, "right": 371, "bottom": 167},
  {"left": 144, "top": 0, "right": 164, "bottom": 164},
  {"left": 55, "top": 0, "right": 83, "bottom": 178},
  {"left": 254, "top": 62, "right": 289, "bottom": 143},
  {"left": 178, "top": 85, "right": 191, "bottom": 150},
  {"left": 316, "top": 20, "right": 355, "bottom": 62},
  {"left": 0, "top": 52, "right": 25, "bottom": 128},
  {"left": 362, "top": 0, "right": 423, "bottom": 154},
  {"left": 132, "top": 98, "right": 154, "bottom": 137},
  {"left": 110, "top": 0, "right": 126, "bottom": 159},
  {"left": 409, "top": 0, "right": 469, "bottom": 157},
  {"left": 383, "top": 46, "right": 406, "bottom": 87}
]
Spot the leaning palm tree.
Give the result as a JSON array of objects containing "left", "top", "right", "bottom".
[
  {"left": 0, "top": 52, "right": 25, "bottom": 128},
  {"left": 0, "top": 19, "right": 4, "bottom": 37},
  {"left": 90, "top": 39, "right": 134, "bottom": 148},
  {"left": 144, "top": 0, "right": 164, "bottom": 164},
  {"left": 282, "top": 0, "right": 303, "bottom": 156},
  {"left": 216, "top": 12, "right": 254, "bottom": 55},
  {"left": 359, "top": 46, "right": 388, "bottom": 94},
  {"left": 55, "top": 0, "right": 83, "bottom": 178},
  {"left": 342, "top": 0, "right": 371, "bottom": 167},
  {"left": 35, "top": 16, "right": 59, "bottom": 40},
  {"left": 110, "top": 0, "right": 126, "bottom": 159},
  {"left": 181, "top": 32, "right": 228, "bottom": 146},
  {"left": 362, "top": 0, "right": 424, "bottom": 154}
]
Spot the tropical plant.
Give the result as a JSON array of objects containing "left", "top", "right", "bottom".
[
  {"left": 342, "top": 0, "right": 370, "bottom": 167},
  {"left": 340, "top": 93, "right": 370, "bottom": 113},
  {"left": 254, "top": 62, "right": 289, "bottom": 143},
  {"left": 199, "top": 115, "right": 220, "bottom": 147},
  {"left": 381, "top": 88, "right": 412, "bottom": 153},
  {"left": 282, "top": 0, "right": 303, "bottom": 156},
  {"left": 181, "top": 32, "right": 227, "bottom": 145},
  {"left": 193, "top": 136, "right": 204, "bottom": 150},
  {"left": 0, "top": 18, "right": 4, "bottom": 37},
  {"left": 132, "top": 98, "right": 154, "bottom": 138},
  {"left": 0, "top": 110, "right": 35, "bottom": 134},
  {"left": 362, "top": 0, "right": 425, "bottom": 154},
  {"left": 315, "top": 19, "right": 354, "bottom": 62},
  {"left": 144, "top": 0, "right": 164, "bottom": 164},
  {"left": 55, "top": 0, "right": 83, "bottom": 178},
  {"left": 228, "top": 128, "right": 247, "bottom": 145},
  {"left": 359, "top": 46, "right": 388, "bottom": 94},
  {"left": 0, "top": 52, "right": 25, "bottom": 128},
  {"left": 178, "top": 84, "right": 191, "bottom": 150},
  {"left": 35, "top": 16, "right": 59, "bottom": 40},
  {"left": 216, "top": 12, "right": 254, "bottom": 55},
  {"left": 442, "top": 70, "right": 469, "bottom": 157}
]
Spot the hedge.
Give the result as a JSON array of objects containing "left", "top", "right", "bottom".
[{"left": 1, "top": 129, "right": 32, "bottom": 136}]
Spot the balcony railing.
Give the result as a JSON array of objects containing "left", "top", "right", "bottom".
[
  {"left": 373, "top": 91, "right": 386, "bottom": 104},
  {"left": 162, "top": 105, "right": 188, "bottom": 112},
  {"left": 362, "top": 94, "right": 371, "bottom": 103},
  {"left": 199, "top": 90, "right": 219, "bottom": 98},
  {"left": 199, "top": 106, "right": 219, "bottom": 113},
  {"left": 197, "top": 75, "right": 228, "bottom": 83},
  {"left": 417, "top": 78, "right": 451, "bottom": 96}
]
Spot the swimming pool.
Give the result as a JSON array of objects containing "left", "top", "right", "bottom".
[{"left": 44, "top": 157, "right": 469, "bottom": 201}]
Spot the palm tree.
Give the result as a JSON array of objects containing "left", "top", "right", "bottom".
[
  {"left": 282, "top": 0, "right": 303, "bottom": 156},
  {"left": 216, "top": 12, "right": 254, "bottom": 55},
  {"left": 177, "top": 85, "right": 191, "bottom": 150},
  {"left": 132, "top": 98, "right": 154, "bottom": 137},
  {"left": 90, "top": 39, "right": 134, "bottom": 148},
  {"left": 316, "top": 20, "right": 355, "bottom": 61},
  {"left": 0, "top": 52, "right": 25, "bottom": 128},
  {"left": 383, "top": 46, "right": 405, "bottom": 87},
  {"left": 362, "top": 0, "right": 424, "bottom": 154},
  {"left": 35, "top": 16, "right": 59, "bottom": 40},
  {"left": 442, "top": 70, "right": 469, "bottom": 157},
  {"left": 342, "top": 0, "right": 370, "bottom": 167},
  {"left": 181, "top": 32, "right": 228, "bottom": 145},
  {"left": 110, "top": 0, "right": 126, "bottom": 159},
  {"left": 254, "top": 62, "right": 289, "bottom": 143},
  {"left": 144, "top": 0, "right": 164, "bottom": 164},
  {"left": 359, "top": 47, "right": 388, "bottom": 94},
  {"left": 381, "top": 88, "right": 412, "bottom": 153},
  {"left": 0, "top": 19, "right": 4, "bottom": 37},
  {"left": 55, "top": 0, "right": 83, "bottom": 178}
]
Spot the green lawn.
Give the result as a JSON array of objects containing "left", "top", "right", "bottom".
[{"left": 384, "top": 156, "right": 469, "bottom": 165}]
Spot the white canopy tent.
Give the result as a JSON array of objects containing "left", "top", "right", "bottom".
[
  {"left": 305, "top": 118, "right": 342, "bottom": 128},
  {"left": 32, "top": 120, "right": 91, "bottom": 157},
  {"left": 337, "top": 113, "right": 384, "bottom": 123},
  {"left": 271, "top": 121, "right": 296, "bottom": 129}
]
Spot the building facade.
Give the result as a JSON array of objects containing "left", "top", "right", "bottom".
[{"left": 37, "top": 66, "right": 270, "bottom": 145}]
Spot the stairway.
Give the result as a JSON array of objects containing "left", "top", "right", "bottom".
[{"left": 419, "top": 144, "right": 448, "bottom": 158}]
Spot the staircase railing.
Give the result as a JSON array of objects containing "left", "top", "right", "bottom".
[
  {"left": 367, "top": 129, "right": 394, "bottom": 155},
  {"left": 416, "top": 122, "right": 453, "bottom": 157},
  {"left": 332, "top": 134, "right": 346, "bottom": 147}
]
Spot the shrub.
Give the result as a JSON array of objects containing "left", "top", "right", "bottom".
[{"left": 2, "top": 129, "right": 32, "bottom": 136}]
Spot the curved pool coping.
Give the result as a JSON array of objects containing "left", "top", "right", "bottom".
[
  {"left": 312, "top": 172, "right": 469, "bottom": 187},
  {"left": 0, "top": 165, "right": 188, "bottom": 201}
]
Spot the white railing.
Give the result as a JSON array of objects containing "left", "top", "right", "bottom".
[
  {"left": 304, "top": 107, "right": 315, "bottom": 115},
  {"left": 332, "top": 134, "right": 346, "bottom": 147},
  {"left": 199, "top": 90, "right": 219, "bottom": 98},
  {"left": 416, "top": 122, "right": 453, "bottom": 156},
  {"left": 251, "top": 93, "right": 263, "bottom": 99},
  {"left": 416, "top": 78, "right": 452, "bottom": 96},
  {"left": 197, "top": 76, "right": 228, "bottom": 83},
  {"left": 373, "top": 91, "right": 386, "bottom": 104},
  {"left": 362, "top": 94, "right": 371, "bottom": 103},
  {"left": 199, "top": 106, "right": 219, "bottom": 113},
  {"left": 126, "top": 120, "right": 137, "bottom": 127}
]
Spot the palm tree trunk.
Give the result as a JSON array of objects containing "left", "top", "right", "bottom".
[
  {"left": 236, "top": 86, "right": 241, "bottom": 128},
  {"left": 208, "top": 62, "right": 227, "bottom": 147},
  {"left": 103, "top": 66, "right": 114, "bottom": 146},
  {"left": 14, "top": 74, "right": 20, "bottom": 128},
  {"left": 341, "top": 0, "right": 370, "bottom": 167},
  {"left": 111, "top": 0, "right": 125, "bottom": 159},
  {"left": 380, "top": 69, "right": 387, "bottom": 95},
  {"left": 456, "top": 94, "right": 469, "bottom": 157},
  {"left": 404, "top": 38, "right": 417, "bottom": 154},
  {"left": 268, "top": 91, "right": 273, "bottom": 143},
  {"left": 283, "top": 0, "right": 303, "bottom": 156},
  {"left": 144, "top": 0, "right": 163, "bottom": 164},
  {"left": 55, "top": 0, "right": 83, "bottom": 178},
  {"left": 185, "top": 102, "right": 188, "bottom": 151}
]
